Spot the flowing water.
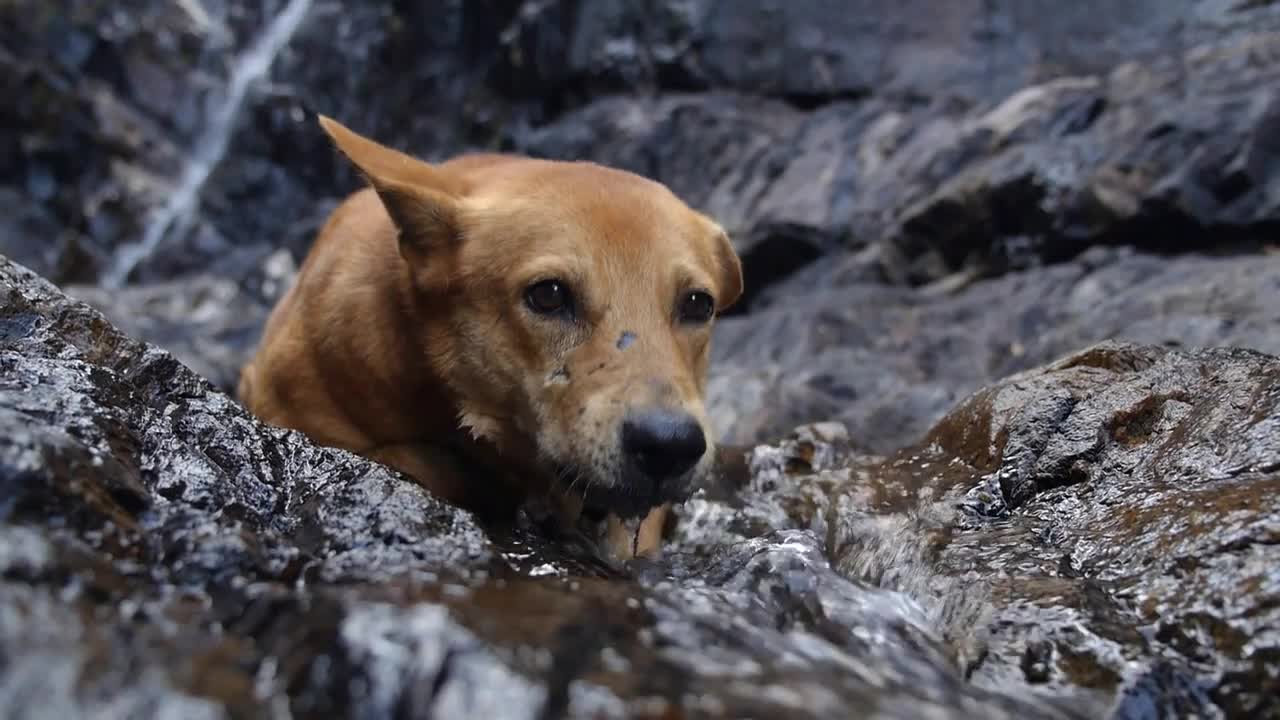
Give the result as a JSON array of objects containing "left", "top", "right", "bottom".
[{"left": 103, "top": 0, "right": 315, "bottom": 288}]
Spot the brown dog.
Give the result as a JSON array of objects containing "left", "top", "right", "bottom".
[{"left": 237, "top": 116, "right": 742, "bottom": 561}]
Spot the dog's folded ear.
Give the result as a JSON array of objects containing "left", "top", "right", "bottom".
[
  {"left": 317, "top": 115, "right": 464, "bottom": 267},
  {"left": 705, "top": 221, "right": 743, "bottom": 313}
]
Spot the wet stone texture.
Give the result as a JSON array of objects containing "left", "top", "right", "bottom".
[
  {"left": 5, "top": 253, "right": 1279, "bottom": 717},
  {"left": 4, "top": 1, "right": 1280, "bottom": 717},
  {"left": 680, "top": 342, "right": 1280, "bottom": 718},
  {"left": 708, "top": 246, "right": 1280, "bottom": 454}
]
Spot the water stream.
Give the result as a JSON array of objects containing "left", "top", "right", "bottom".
[{"left": 103, "top": 0, "right": 314, "bottom": 288}]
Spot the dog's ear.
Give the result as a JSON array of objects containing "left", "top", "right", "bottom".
[
  {"left": 705, "top": 221, "right": 743, "bottom": 313},
  {"left": 317, "top": 115, "right": 463, "bottom": 266}
]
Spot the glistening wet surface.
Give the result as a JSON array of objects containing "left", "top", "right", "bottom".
[{"left": 2, "top": 257, "right": 1278, "bottom": 718}]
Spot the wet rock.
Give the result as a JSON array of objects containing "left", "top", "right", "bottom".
[
  {"left": 524, "top": 21, "right": 1280, "bottom": 291},
  {"left": 0, "top": 0, "right": 254, "bottom": 284},
  {"left": 0, "top": 254, "right": 497, "bottom": 714},
  {"left": 875, "top": 32, "right": 1280, "bottom": 282},
  {"left": 689, "top": 343, "right": 1280, "bottom": 717},
  {"left": 709, "top": 247, "right": 1280, "bottom": 452},
  {"left": 500, "top": 0, "right": 1278, "bottom": 108},
  {"left": 4, "top": 254, "right": 1111, "bottom": 717},
  {"left": 10, "top": 0, "right": 1280, "bottom": 298},
  {"left": 916, "top": 341, "right": 1280, "bottom": 717},
  {"left": 5, "top": 0, "right": 1280, "bottom": 711},
  {"left": 64, "top": 249, "right": 296, "bottom": 393},
  {"left": 5, "top": 254, "right": 1278, "bottom": 715},
  {"left": 0, "top": 0, "right": 533, "bottom": 286}
]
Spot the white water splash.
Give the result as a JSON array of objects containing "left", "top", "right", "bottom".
[{"left": 104, "top": 0, "right": 314, "bottom": 288}]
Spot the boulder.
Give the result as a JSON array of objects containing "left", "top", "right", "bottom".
[
  {"left": 918, "top": 341, "right": 1280, "bottom": 717},
  {"left": 685, "top": 341, "right": 1280, "bottom": 717},
  {"left": 524, "top": 20, "right": 1280, "bottom": 289},
  {"left": 709, "top": 247, "right": 1280, "bottom": 452},
  {"left": 874, "top": 31, "right": 1280, "bottom": 283}
]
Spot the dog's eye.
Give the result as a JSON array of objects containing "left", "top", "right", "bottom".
[
  {"left": 525, "top": 279, "right": 573, "bottom": 317},
  {"left": 677, "top": 290, "right": 716, "bottom": 324}
]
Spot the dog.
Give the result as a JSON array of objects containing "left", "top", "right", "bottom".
[{"left": 237, "top": 116, "right": 742, "bottom": 562}]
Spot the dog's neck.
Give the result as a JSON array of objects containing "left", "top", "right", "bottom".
[
  {"left": 427, "top": 407, "right": 557, "bottom": 522},
  {"left": 394, "top": 275, "right": 552, "bottom": 497}
]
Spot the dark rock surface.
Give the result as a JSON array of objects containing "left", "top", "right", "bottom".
[
  {"left": 67, "top": 250, "right": 297, "bottom": 393},
  {"left": 711, "top": 246, "right": 1280, "bottom": 453},
  {"left": 3, "top": 255, "right": 1084, "bottom": 718},
  {"left": 522, "top": 24, "right": 1280, "bottom": 289},
  {"left": 504, "top": 0, "right": 1275, "bottom": 108},
  {"left": 5, "top": 253, "right": 1279, "bottom": 717},
  {"left": 6, "top": 0, "right": 1280, "bottom": 289},
  {"left": 920, "top": 341, "right": 1280, "bottom": 718},
  {"left": 7, "top": 0, "right": 1279, "bottom": 441},
  {"left": 680, "top": 342, "right": 1280, "bottom": 718},
  {"left": 5, "top": 1, "right": 1280, "bottom": 715},
  {"left": 0, "top": 0, "right": 525, "bottom": 286}
]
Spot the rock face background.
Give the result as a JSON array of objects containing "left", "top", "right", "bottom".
[
  {"left": 5, "top": 0, "right": 1278, "bottom": 447},
  {"left": 2, "top": 1, "right": 1279, "bottom": 718}
]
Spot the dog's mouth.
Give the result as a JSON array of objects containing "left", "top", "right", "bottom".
[
  {"left": 579, "top": 483, "right": 655, "bottom": 521},
  {"left": 552, "top": 463, "right": 692, "bottom": 521}
]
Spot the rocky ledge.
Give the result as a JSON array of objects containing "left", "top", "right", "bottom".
[{"left": 3, "top": 252, "right": 1277, "bottom": 718}]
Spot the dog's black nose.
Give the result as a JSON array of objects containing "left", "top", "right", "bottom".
[{"left": 621, "top": 410, "right": 707, "bottom": 480}]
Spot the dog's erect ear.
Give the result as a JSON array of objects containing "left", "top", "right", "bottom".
[
  {"left": 317, "top": 115, "right": 463, "bottom": 264},
  {"left": 705, "top": 221, "right": 743, "bottom": 313}
]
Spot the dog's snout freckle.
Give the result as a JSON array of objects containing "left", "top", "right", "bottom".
[{"left": 616, "top": 331, "right": 637, "bottom": 351}]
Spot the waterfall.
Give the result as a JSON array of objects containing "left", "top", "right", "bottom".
[{"left": 103, "top": 0, "right": 314, "bottom": 288}]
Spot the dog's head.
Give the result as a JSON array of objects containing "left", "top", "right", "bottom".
[{"left": 319, "top": 117, "right": 742, "bottom": 518}]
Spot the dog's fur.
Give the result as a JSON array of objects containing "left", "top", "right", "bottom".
[{"left": 238, "top": 116, "right": 742, "bottom": 560}]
